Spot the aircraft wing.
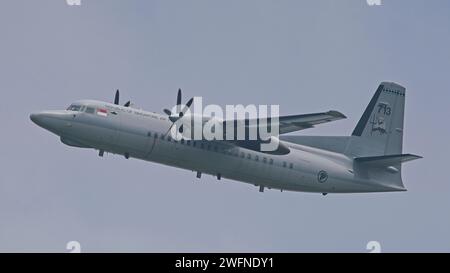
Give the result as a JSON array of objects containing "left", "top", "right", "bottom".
[
  {"left": 212, "top": 110, "right": 346, "bottom": 155},
  {"left": 275, "top": 110, "right": 346, "bottom": 134},
  {"left": 222, "top": 110, "right": 346, "bottom": 135},
  {"left": 176, "top": 110, "right": 346, "bottom": 154}
]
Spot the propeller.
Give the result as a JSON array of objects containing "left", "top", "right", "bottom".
[
  {"left": 163, "top": 89, "right": 193, "bottom": 123},
  {"left": 114, "top": 90, "right": 120, "bottom": 105},
  {"left": 163, "top": 88, "right": 194, "bottom": 134},
  {"left": 114, "top": 89, "right": 132, "bottom": 107}
]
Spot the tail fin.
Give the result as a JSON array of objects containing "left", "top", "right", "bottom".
[
  {"left": 346, "top": 82, "right": 422, "bottom": 191},
  {"left": 354, "top": 153, "right": 422, "bottom": 191},
  {"left": 346, "top": 82, "right": 406, "bottom": 157},
  {"left": 354, "top": 154, "right": 422, "bottom": 166}
]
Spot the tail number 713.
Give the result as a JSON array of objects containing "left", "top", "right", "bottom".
[{"left": 377, "top": 103, "right": 391, "bottom": 116}]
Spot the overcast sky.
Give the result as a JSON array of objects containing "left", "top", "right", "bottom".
[{"left": 1, "top": 0, "right": 449, "bottom": 252}]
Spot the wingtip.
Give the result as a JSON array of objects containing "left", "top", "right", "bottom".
[{"left": 327, "top": 110, "right": 347, "bottom": 119}]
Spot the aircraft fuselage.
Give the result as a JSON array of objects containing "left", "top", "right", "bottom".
[{"left": 30, "top": 100, "right": 404, "bottom": 194}]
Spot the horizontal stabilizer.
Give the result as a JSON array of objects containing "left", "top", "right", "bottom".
[{"left": 354, "top": 154, "right": 422, "bottom": 166}]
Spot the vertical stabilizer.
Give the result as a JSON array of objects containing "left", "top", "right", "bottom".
[{"left": 347, "top": 82, "right": 406, "bottom": 157}]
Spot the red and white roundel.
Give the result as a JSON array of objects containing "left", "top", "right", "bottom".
[{"left": 97, "top": 108, "right": 108, "bottom": 117}]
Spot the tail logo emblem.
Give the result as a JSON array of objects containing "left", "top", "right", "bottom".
[
  {"left": 370, "top": 115, "right": 387, "bottom": 135},
  {"left": 370, "top": 102, "right": 391, "bottom": 135}
]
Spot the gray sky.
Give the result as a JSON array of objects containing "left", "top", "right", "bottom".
[{"left": 1, "top": 0, "right": 449, "bottom": 252}]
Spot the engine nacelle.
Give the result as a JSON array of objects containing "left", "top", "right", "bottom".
[
  {"left": 235, "top": 137, "right": 290, "bottom": 155},
  {"left": 262, "top": 136, "right": 290, "bottom": 155}
]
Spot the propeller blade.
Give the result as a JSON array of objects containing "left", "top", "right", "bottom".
[
  {"left": 179, "top": 98, "right": 194, "bottom": 117},
  {"left": 165, "top": 119, "right": 183, "bottom": 135},
  {"left": 185, "top": 97, "right": 194, "bottom": 108},
  {"left": 177, "top": 89, "right": 182, "bottom": 105},
  {"left": 176, "top": 88, "right": 182, "bottom": 112},
  {"left": 114, "top": 90, "right": 120, "bottom": 105},
  {"left": 163, "top": 109, "right": 172, "bottom": 116},
  {"left": 124, "top": 101, "right": 131, "bottom": 107},
  {"left": 165, "top": 122, "right": 175, "bottom": 136}
]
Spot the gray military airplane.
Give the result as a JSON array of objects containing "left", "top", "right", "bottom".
[{"left": 30, "top": 82, "right": 421, "bottom": 195}]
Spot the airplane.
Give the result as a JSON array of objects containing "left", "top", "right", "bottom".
[{"left": 30, "top": 82, "right": 421, "bottom": 195}]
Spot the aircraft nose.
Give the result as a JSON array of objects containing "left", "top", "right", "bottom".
[
  {"left": 30, "top": 112, "right": 44, "bottom": 126},
  {"left": 30, "top": 111, "right": 70, "bottom": 133}
]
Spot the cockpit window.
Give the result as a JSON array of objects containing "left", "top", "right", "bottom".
[
  {"left": 85, "top": 107, "right": 95, "bottom": 114},
  {"left": 67, "top": 104, "right": 82, "bottom": 112}
]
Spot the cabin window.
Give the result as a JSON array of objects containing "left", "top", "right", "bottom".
[
  {"left": 201, "top": 143, "right": 205, "bottom": 149},
  {"left": 154, "top": 133, "right": 158, "bottom": 138},
  {"left": 269, "top": 158, "right": 274, "bottom": 165},
  {"left": 147, "top": 132, "right": 152, "bottom": 137},
  {"left": 247, "top": 154, "right": 251, "bottom": 159},
  {"left": 240, "top": 152, "right": 245, "bottom": 158},
  {"left": 283, "top": 162, "right": 287, "bottom": 168},
  {"left": 263, "top": 157, "right": 267, "bottom": 164},
  {"left": 167, "top": 136, "right": 172, "bottom": 142},
  {"left": 160, "top": 134, "right": 165, "bottom": 140},
  {"left": 255, "top": 155, "right": 259, "bottom": 162},
  {"left": 289, "top": 163, "right": 293, "bottom": 169},
  {"left": 181, "top": 139, "right": 185, "bottom": 144},
  {"left": 187, "top": 140, "right": 191, "bottom": 146}
]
